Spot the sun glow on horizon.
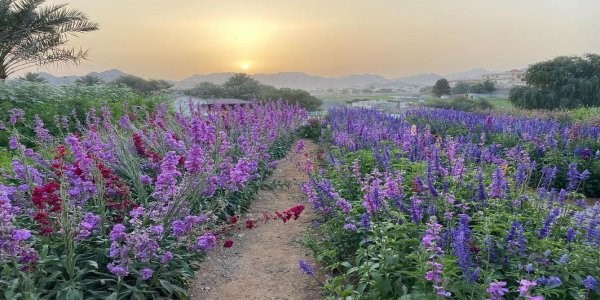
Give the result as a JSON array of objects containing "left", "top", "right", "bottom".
[{"left": 239, "top": 63, "right": 251, "bottom": 71}]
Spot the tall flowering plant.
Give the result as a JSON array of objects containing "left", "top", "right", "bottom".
[
  {"left": 302, "top": 107, "right": 598, "bottom": 299},
  {"left": 0, "top": 101, "right": 307, "bottom": 298}
]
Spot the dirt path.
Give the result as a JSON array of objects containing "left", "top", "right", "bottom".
[{"left": 189, "top": 140, "right": 322, "bottom": 300}]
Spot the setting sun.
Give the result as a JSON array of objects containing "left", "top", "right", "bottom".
[{"left": 240, "top": 63, "right": 250, "bottom": 71}]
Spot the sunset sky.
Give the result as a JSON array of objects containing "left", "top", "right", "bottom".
[{"left": 36, "top": 0, "right": 600, "bottom": 79}]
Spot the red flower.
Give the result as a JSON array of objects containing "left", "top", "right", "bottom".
[
  {"left": 223, "top": 240, "right": 234, "bottom": 248},
  {"left": 245, "top": 219, "right": 257, "bottom": 229},
  {"left": 288, "top": 205, "right": 305, "bottom": 220},
  {"left": 275, "top": 205, "right": 305, "bottom": 223},
  {"left": 228, "top": 215, "right": 239, "bottom": 225}
]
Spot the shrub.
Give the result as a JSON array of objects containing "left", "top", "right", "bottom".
[{"left": 426, "top": 97, "right": 493, "bottom": 112}]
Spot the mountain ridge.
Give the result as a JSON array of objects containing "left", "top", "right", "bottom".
[{"left": 30, "top": 68, "right": 499, "bottom": 89}]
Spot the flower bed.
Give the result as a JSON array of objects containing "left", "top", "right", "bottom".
[
  {"left": 302, "top": 107, "right": 599, "bottom": 299},
  {"left": 0, "top": 101, "right": 306, "bottom": 299}
]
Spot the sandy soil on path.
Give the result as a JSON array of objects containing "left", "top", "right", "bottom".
[{"left": 189, "top": 140, "right": 322, "bottom": 300}]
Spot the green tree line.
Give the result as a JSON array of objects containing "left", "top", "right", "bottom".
[{"left": 184, "top": 73, "right": 323, "bottom": 111}]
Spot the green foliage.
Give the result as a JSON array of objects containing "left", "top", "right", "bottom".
[
  {"left": 222, "top": 73, "right": 263, "bottom": 99},
  {"left": 0, "top": 148, "right": 10, "bottom": 171},
  {"left": 113, "top": 75, "right": 173, "bottom": 95},
  {"left": 452, "top": 80, "right": 496, "bottom": 95},
  {"left": 0, "top": 81, "right": 161, "bottom": 147},
  {"left": 75, "top": 74, "right": 104, "bottom": 86},
  {"left": 0, "top": 0, "right": 98, "bottom": 80},
  {"left": 262, "top": 88, "right": 322, "bottom": 111},
  {"left": 184, "top": 81, "right": 225, "bottom": 98},
  {"left": 451, "top": 82, "right": 470, "bottom": 95},
  {"left": 184, "top": 73, "right": 323, "bottom": 111},
  {"left": 298, "top": 118, "right": 323, "bottom": 140},
  {"left": 432, "top": 79, "right": 451, "bottom": 97},
  {"left": 18, "top": 72, "right": 46, "bottom": 83},
  {"left": 426, "top": 97, "right": 494, "bottom": 112},
  {"left": 509, "top": 54, "right": 600, "bottom": 109}
]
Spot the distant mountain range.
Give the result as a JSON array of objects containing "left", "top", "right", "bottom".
[
  {"left": 37, "top": 69, "right": 129, "bottom": 85},
  {"left": 32, "top": 68, "right": 503, "bottom": 89}
]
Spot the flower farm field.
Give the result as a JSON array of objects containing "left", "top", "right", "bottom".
[
  {"left": 2, "top": 100, "right": 600, "bottom": 300},
  {"left": 0, "top": 102, "right": 310, "bottom": 299},
  {"left": 301, "top": 107, "right": 600, "bottom": 299}
]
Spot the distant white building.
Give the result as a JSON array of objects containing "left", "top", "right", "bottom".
[
  {"left": 481, "top": 69, "right": 527, "bottom": 89},
  {"left": 449, "top": 69, "right": 527, "bottom": 89},
  {"left": 351, "top": 100, "right": 383, "bottom": 109}
]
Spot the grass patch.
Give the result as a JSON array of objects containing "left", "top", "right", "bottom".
[{"left": 0, "top": 148, "right": 11, "bottom": 170}]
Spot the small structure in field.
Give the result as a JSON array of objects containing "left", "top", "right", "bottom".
[
  {"left": 173, "top": 96, "right": 253, "bottom": 115},
  {"left": 204, "top": 98, "right": 253, "bottom": 108}
]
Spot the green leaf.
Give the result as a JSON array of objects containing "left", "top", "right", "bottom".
[{"left": 105, "top": 292, "right": 118, "bottom": 300}]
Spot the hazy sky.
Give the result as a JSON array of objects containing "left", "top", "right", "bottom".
[{"left": 34, "top": 0, "right": 600, "bottom": 79}]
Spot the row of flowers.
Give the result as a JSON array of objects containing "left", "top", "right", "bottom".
[
  {"left": 301, "top": 107, "right": 599, "bottom": 299},
  {"left": 0, "top": 101, "right": 306, "bottom": 298}
]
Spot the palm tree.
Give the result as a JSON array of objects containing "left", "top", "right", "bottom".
[
  {"left": 0, "top": 0, "right": 99, "bottom": 81},
  {"left": 18, "top": 71, "right": 46, "bottom": 83},
  {"left": 75, "top": 74, "right": 103, "bottom": 86}
]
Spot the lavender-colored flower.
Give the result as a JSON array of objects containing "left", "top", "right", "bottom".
[
  {"left": 359, "top": 213, "right": 371, "bottom": 229},
  {"left": 506, "top": 221, "right": 527, "bottom": 255},
  {"left": 298, "top": 260, "right": 315, "bottom": 276},
  {"left": 556, "top": 189, "right": 568, "bottom": 206},
  {"left": 343, "top": 223, "right": 357, "bottom": 231},
  {"left": 486, "top": 281, "right": 509, "bottom": 300},
  {"left": 149, "top": 225, "right": 164, "bottom": 236},
  {"left": 362, "top": 176, "right": 384, "bottom": 214},
  {"left": 33, "top": 115, "right": 51, "bottom": 142},
  {"left": 160, "top": 251, "right": 174, "bottom": 264},
  {"left": 19, "top": 248, "right": 39, "bottom": 266},
  {"left": 171, "top": 220, "right": 191, "bottom": 237},
  {"left": 452, "top": 214, "right": 477, "bottom": 282},
  {"left": 409, "top": 195, "right": 423, "bottom": 223},
  {"left": 546, "top": 276, "right": 562, "bottom": 288},
  {"left": 8, "top": 108, "right": 25, "bottom": 125},
  {"left": 139, "top": 174, "right": 153, "bottom": 185},
  {"left": 8, "top": 136, "right": 21, "bottom": 150},
  {"left": 422, "top": 216, "right": 444, "bottom": 255},
  {"left": 566, "top": 162, "right": 590, "bottom": 192},
  {"left": 538, "top": 208, "right": 560, "bottom": 239},
  {"left": 11, "top": 229, "right": 31, "bottom": 241},
  {"left": 518, "top": 279, "right": 537, "bottom": 296},
  {"left": 76, "top": 213, "right": 101, "bottom": 240},
  {"left": 475, "top": 170, "right": 487, "bottom": 203},
  {"left": 152, "top": 151, "right": 182, "bottom": 201},
  {"left": 582, "top": 275, "right": 598, "bottom": 291},
  {"left": 107, "top": 263, "right": 129, "bottom": 277},
  {"left": 109, "top": 224, "right": 127, "bottom": 242},
  {"left": 139, "top": 268, "right": 154, "bottom": 280},
  {"left": 184, "top": 144, "right": 206, "bottom": 173},
  {"left": 118, "top": 115, "right": 132, "bottom": 129},
  {"left": 489, "top": 166, "right": 508, "bottom": 199},
  {"left": 514, "top": 163, "right": 527, "bottom": 189},
  {"left": 295, "top": 140, "right": 305, "bottom": 154},
  {"left": 228, "top": 158, "right": 255, "bottom": 190},
  {"left": 540, "top": 166, "right": 558, "bottom": 189},
  {"left": 194, "top": 232, "right": 217, "bottom": 251},
  {"left": 335, "top": 198, "right": 352, "bottom": 213},
  {"left": 565, "top": 227, "right": 576, "bottom": 243},
  {"left": 383, "top": 171, "right": 404, "bottom": 209}
]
